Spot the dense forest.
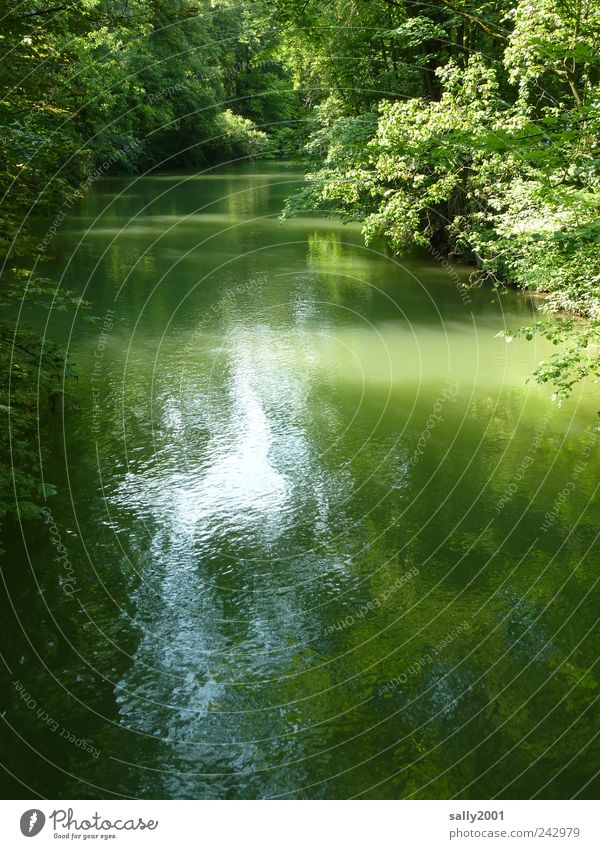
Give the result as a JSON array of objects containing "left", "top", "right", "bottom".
[{"left": 1, "top": 0, "right": 599, "bottom": 526}]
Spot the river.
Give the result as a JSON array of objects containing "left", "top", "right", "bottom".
[{"left": 2, "top": 162, "right": 599, "bottom": 799}]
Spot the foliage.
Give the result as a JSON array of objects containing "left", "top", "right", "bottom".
[
  {"left": 0, "top": 320, "right": 73, "bottom": 526},
  {"left": 278, "top": 0, "right": 600, "bottom": 400},
  {"left": 0, "top": 0, "right": 303, "bottom": 530},
  {"left": 3, "top": 0, "right": 600, "bottom": 539},
  {"left": 208, "top": 109, "right": 270, "bottom": 159}
]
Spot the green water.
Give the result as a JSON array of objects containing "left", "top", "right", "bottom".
[{"left": 2, "top": 163, "right": 599, "bottom": 799}]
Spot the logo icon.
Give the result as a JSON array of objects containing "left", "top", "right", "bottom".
[{"left": 19, "top": 810, "right": 46, "bottom": 837}]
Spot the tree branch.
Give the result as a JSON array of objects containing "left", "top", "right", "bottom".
[
  {"left": 17, "top": 4, "right": 71, "bottom": 19},
  {"left": 434, "top": 0, "right": 508, "bottom": 42}
]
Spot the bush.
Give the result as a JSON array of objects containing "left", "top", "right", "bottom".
[{"left": 209, "top": 109, "right": 270, "bottom": 160}]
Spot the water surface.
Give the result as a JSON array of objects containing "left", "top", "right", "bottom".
[{"left": 2, "top": 163, "right": 599, "bottom": 799}]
